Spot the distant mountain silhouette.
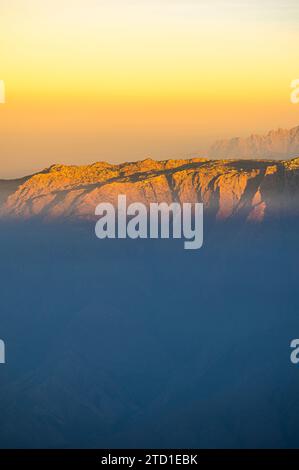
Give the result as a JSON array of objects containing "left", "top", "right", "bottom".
[{"left": 209, "top": 125, "right": 299, "bottom": 160}]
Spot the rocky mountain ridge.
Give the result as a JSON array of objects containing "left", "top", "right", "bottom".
[{"left": 0, "top": 157, "right": 299, "bottom": 222}]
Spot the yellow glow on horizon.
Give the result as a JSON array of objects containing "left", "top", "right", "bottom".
[{"left": 1, "top": 0, "right": 299, "bottom": 177}]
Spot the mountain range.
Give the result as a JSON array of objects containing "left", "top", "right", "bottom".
[
  {"left": 209, "top": 125, "right": 299, "bottom": 160},
  {"left": 1, "top": 132, "right": 299, "bottom": 448},
  {"left": 0, "top": 156, "right": 299, "bottom": 223}
]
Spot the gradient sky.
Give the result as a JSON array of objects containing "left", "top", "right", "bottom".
[{"left": 1, "top": 0, "right": 299, "bottom": 178}]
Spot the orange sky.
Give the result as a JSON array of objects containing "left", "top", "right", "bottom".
[{"left": 1, "top": 0, "right": 299, "bottom": 178}]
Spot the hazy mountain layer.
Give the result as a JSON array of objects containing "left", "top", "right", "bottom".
[
  {"left": 209, "top": 126, "right": 299, "bottom": 160},
  {"left": 0, "top": 218, "right": 298, "bottom": 448},
  {"left": 1, "top": 157, "right": 299, "bottom": 222}
]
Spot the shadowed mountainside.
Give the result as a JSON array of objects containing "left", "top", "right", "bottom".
[
  {"left": 0, "top": 157, "right": 299, "bottom": 222},
  {"left": 0, "top": 176, "right": 31, "bottom": 206},
  {"left": 0, "top": 216, "right": 298, "bottom": 448}
]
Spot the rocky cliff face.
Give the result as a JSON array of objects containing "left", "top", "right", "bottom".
[
  {"left": 1, "top": 157, "right": 299, "bottom": 222},
  {"left": 209, "top": 126, "right": 299, "bottom": 160}
]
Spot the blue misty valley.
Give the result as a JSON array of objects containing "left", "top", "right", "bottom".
[{"left": 0, "top": 217, "right": 298, "bottom": 448}]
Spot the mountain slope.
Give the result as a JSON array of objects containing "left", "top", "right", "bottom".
[
  {"left": 0, "top": 176, "right": 31, "bottom": 206},
  {"left": 1, "top": 157, "right": 299, "bottom": 222}
]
